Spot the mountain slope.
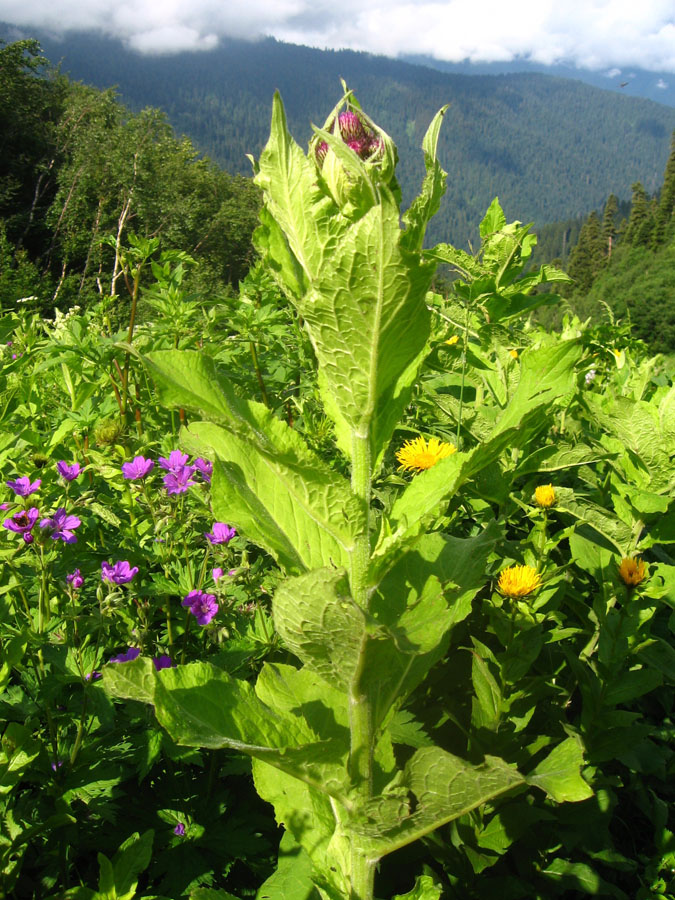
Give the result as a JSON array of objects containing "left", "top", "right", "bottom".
[{"left": 12, "top": 29, "right": 675, "bottom": 247}]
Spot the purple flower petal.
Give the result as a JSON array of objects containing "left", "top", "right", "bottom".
[
  {"left": 40, "top": 508, "right": 81, "bottom": 543},
  {"left": 163, "top": 465, "right": 197, "bottom": 495},
  {"left": 6, "top": 476, "right": 41, "bottom": 497},
  {"left": 56, "top": 461, "right": 81, "bottom": 481},
  {"left": 158, "top": 450, "right": 190, "bottom": 472},
  {"left": 204, "top": 522, "right": 236, "bottom": 545},
  {"left": 3, "top": 507, "right": 40, "bottom": 535},
  {"left": 67, "top": 569, "right": 84, "bottom": 589},
  {"left": 121, "top": 456, "right": 154, "bottom": 480},
  {"left": 152, "top": 654, "right": 175, "bottom": 671},
  {"left": 110, "top": 647, "right": 141, "bottom": 664},
  {"left": 101, "top": 560, "right": 139, "bottom": 585},
  {"left": 173, "top": 823, "right": 185, "bottom": 836}
]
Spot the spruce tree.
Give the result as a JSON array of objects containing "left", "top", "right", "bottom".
[
  {"left": 624, "top": 182, "right": 653, "bottom": 247},
  {"left": 567, "top": 210, "right": 604, "bottom": 294},
  {"left": 652, "top": 130, "right": 675, "bottom": 247}
]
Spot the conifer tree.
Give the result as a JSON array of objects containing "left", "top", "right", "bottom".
[
  {"left": 567, "top": 210, "right": 604, "bottom": 293},
  {"left": 624, "top": 182, "right": 653, "bottom": 247},
  {"left": 652, "top": 130, "right": 675, "bottom": 247},
  {"left": 601, "top": 193, "right": 619, "bottom": 259}
]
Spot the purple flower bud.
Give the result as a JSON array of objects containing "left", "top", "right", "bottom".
[
  {"left": 101, "top": 560, "right": 139, "bottom": 585},
  {"left": 212, "top": 567, "right": 225, "bottom": 582},
  {"left": 121, "top": 455, "right": 154, "bottom": 480},
  {"left": 338, "top": 110, "right": 365, "bottom": 142},
  {"left": 110, "top": 647, "right": 141, "bottom": 664},
  {"left": 67, "top": 569, "right": 84, "bottom": 589},
  {"left": 23, "top": 532, "right": 34, "bottom": 544},
  {"left": 56, "top": 461, "right": 81, "bottom": 481},
  {"left": 315, "top": 140, "right": 329, "bottom": 166},
  {"left": 173, "top": 823, "right": 185, "bottom": 836},
  {"left": 6, "top": 476, "right": 41, "bottom": 497},
  {"left": 205, "top": 522, "right": 236, "bottom": 545},
  {"left": 85, "top": 670, "right": 102, "bottom": 681}
]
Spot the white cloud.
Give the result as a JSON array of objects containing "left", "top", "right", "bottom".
[
  {"left": 1, "top": 0, "right": 674, "bottom": 72},
  {"left": 604, "top": 67, "right": 622, "bottom": 77},
  {"left": 656, "top": 77, "right": 669, "bottom": 87}
]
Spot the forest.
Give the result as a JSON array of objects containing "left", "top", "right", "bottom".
[{"left": 0, "top": 36, "right": 674, "bottom": 900}]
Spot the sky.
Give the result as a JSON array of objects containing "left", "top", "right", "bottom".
[{"left": 0, "top": 0, "right": 674, "bottom": 74}]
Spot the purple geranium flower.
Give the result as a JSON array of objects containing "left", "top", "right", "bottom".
[
  {"left": 6, "top": 476, "right": 41, "bottom": 497},
  {"left": 158, "top": 450, "right": 190, "bottom": 472},
  {"left": 85, "top": 670, "right": 102, "bottom": 681},
  {"left": 182, "top": 589, "right": 218, "bottom": 626},
  {"left": 121, "top": 455, "right": 155, "bottom": 480},
  {"left": 110, "top": 647, "right": 141, "bottom": 663},
  {"left": 212, "top": 567, "right": 225, "bottom": 582},
  {"left": 193, "top": 457, "right": 212, "bottom": 483},
  {"left": 204, "top": 522, "right": 236, "bottom": 545},
  {"left": 163, "top": 465, "right": 197, "bottom": 495},
  {"left": 56, "top": 461, "right": 81, "bottom": 481},
  {"left": 153, "top": 654, "right": 175, "bottom": 671},
  {"left": 173, "top": 823, "right": 186, "bottom": 836},
  {"left": 67, "top": 569, "right": 84, "bottom": 589},
  {"left": 40, "top": 508, "right": 81, "bottom": 543},
  {"left": 3, "top": 507, "right": 40, "bottom": 537},
  {"left": 101, "top": 560, "right": 139, "bottom": 585}
]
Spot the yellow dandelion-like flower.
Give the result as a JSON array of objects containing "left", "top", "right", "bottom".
[
  {"left": 497, "top": 565, "right": 542, "bottom": 599},
  {"left": 534, "top": 484, "right": 556, "bottom": 508},
  {"left": 509, "top": 349, "right": 519, "bottom": 359},
  {"left": 445, "top": 335, "right": 460, "bottom": 346},
  {"left": 396, "top": 436, "right": 456, "bottom": 473},
  {"left": 618, "top": 557, "right": 647, "bottom": 587},
  {"left": 612, "top": 348, "right": 621, "bottom": 358}
]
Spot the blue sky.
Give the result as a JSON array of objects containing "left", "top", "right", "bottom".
[{"left": 0, "top": 0, "right": 673, "bottom": 74}]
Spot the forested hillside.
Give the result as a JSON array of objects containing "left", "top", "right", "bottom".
[
  {"left": 17, "top": 28, "right": 675, "bottom": 248},
  {"left": 0, "top": 39, "right": 260, "bottom": 312}
]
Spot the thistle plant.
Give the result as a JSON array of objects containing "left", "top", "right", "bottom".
[{"left": 103, "top": 88, "right": 590, "bottom": 900}]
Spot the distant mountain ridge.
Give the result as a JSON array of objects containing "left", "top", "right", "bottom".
[
  {"left": 5, "top": 27, "right": 675, "bottom": 247},
  {"left": 402, "top": 56, "right": 675, "bottom": 109}
]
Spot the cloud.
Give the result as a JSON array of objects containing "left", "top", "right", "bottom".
[
  {"left": 604, "top": 67, "right": 622, "bottom": 78},
  {"left": 1, "top": 0, "right": 674, "bottom": 71},
  {"left": 656, "top": 77, "right": 669, "bottom": 88}
]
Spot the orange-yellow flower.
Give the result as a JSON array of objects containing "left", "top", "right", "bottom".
[
  {"left": 618, "top": 557, "right": 646, "bottom": 587},
  {"left": 509, "top": 349, "right": 519, "bottom": 359},
  {"left": 445, "top": 335, "right": 460, "bottom": 346},
  {"left": 396, "top": 436, "right": 456, "bottom": 473},
  {"left": 534, "top": 484, "right": 556, "bottom": 508},
  {"left": 497, "top": 565, "right": 542, "bottom": 599}
]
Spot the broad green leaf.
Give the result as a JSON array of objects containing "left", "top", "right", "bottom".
[
  {"left": 192, "top": 889, "right": 242, "bottom": 900},
  {"left": 528, "top": 737, "right": 593, "bottom": 802},
  {"left": 301, "top": 188, "right": 434, "bottom": 468},
  {"left": 0, "top": 632, "right": 28, "bottom": 693},
  {"left": 514, "top": 443, "right": 605, "bottom": 476},
  {"left": 273, "top": 569, "right": 366, "bottom": 690},
  {"left": 113, "top": 829, "right": 154, "bottom": 899},
  {"left": 392, "top": 875, "right": 442, "bottom": 900},
  {"left": 563, "top": 498, "right": 633, "bottom": 556},
  {"left": 144, "top": 349, "right": 364, "bottom": 573},
  {"left": 252, "top": 760, "right": 350, "bottom": 900},
  {"left": 185, "top": 420, "right": 364, "bottom": 574},
  {"left": 542, "top": 858, "right": 628, "bottom": 898},
  {"left": 470, "top": 651, "right": 503, "bottom": 732},
  {"left": 256, "top": 831, "right": 320, "bottom": 900},
  {"left": 104, "top": 659, "right": 346, "bottom": 795},
  {"left": 97, "top": 853, "right": 115, "bottom": 899},
  {"left": 254, "top": 92, "right": 342, "bottom": 289},
  {"left": 479, "top": 197, "right": 507, "bottom": 238},
  {"left": 353, "top": 748, "right": 523, "bottom": 858}
]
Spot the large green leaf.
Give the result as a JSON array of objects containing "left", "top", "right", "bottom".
[
  {"left": 300, "top": 188, "right": 434, "bottom": 468},
  {"left": 401, "top": 107, "right": 448, "bottom": 254},
  {"left": 103, "top": 659, "right": 347, "bottom": 797},
  {"left": 256, "top": 831, "right": 320, "bottom": 900},
  {"left": 352, "top": 748, "right": 524, "bottom": 858},
  {"left": 527, "top": 738, "right": 593, "bottom": 802},
  {"left": 185, "top": 420, "right": 364, "bottom": 574}
]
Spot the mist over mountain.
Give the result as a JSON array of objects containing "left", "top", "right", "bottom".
[{"left": 5, "top": 26, "right": 675, "bottom": 246}]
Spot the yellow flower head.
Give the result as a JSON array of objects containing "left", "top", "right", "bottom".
[
  {"left": 534, "top": 484, "right": 556, "bottom": 508},
  {"left": 396, "top": 436, "right": 456, "bottom": 473},
  {"left": 497, "top": 565, "right": 542, "bottom": 599},
  {"left": 618, "top": 557, "right": 647, "bottom": 587},
  {"left": 509, "top": 349, "right": 519, "bottom": 359},
  {"left": 445, "top": 335, "right": 460, "bottom": 346}
]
